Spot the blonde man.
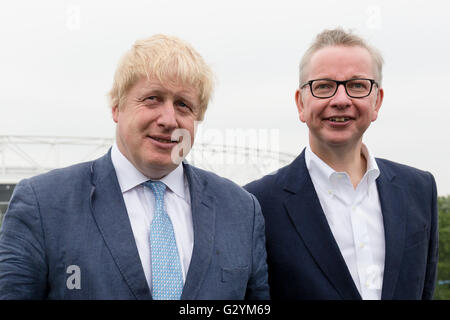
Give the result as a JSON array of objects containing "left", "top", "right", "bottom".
[
  {"left": 0, "top": 35, "right": 269, "bottom": 300},
  {"left": 245, "top": 28, "right": 438, "bottom": 300}
]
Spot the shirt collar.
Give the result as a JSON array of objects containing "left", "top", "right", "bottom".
[
  {"left": 361, "top": 144, "right": 380, "bottom": 184},
  {"left": 305, "top": 143, "right": 380, "bottom": 189},
  {"left": 305, "top": 144, "right": 335, "bottom": 188},
  {"left": 159, "top": 163, "right": 188, "bottom": 202},
  {"left": 111, "top": 142, "right": 188, "bottom": 201}
]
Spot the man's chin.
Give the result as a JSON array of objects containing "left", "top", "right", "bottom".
[
  {"left": 135, "top": 158, "right": 180, "bottom": 180},
  {"left": 323, "top": 136, "right": 364, "bottom": 149}
]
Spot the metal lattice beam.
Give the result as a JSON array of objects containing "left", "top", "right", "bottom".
[{"left": 0, "top": 135, "right": 295, "bottom": 185}]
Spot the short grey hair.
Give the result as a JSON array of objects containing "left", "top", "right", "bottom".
[{"left": 299, "top": 27, "right": 384, "bottom": 86}]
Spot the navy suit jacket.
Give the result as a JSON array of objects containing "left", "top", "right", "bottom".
[
  {"left": 245, "top": 149, "right": 438, "bottom": 300},
  {"left": 0, "top": 151, "right": 269, "bottom": 300}
]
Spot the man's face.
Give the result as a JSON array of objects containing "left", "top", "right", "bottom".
[
  {"left": 112, "top": 76, "right": 199, "bottom": 179},
  {"left": 296, "top": 45, "right": 383, "bottom": 151}
]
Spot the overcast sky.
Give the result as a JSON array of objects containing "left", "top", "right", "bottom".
[{"left": 1, "top": 0, "right": 449, "bottom": 195}]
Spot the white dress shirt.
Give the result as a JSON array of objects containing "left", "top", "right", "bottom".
[
  {"left": 305, "top": 144, "right": 385, "bottom": 300},
  {"left": 111, "top": 143, "right": 194, "bottom": 292}
]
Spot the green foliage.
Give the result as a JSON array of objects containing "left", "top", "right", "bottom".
[{"left": 435, "top": 195, "right": 450, "bottom": 299}]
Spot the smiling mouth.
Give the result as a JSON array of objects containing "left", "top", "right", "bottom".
[
  {"left": 327, "top": 117, "right": 352, "bottom": 122},
  {"left": 149, "top": 136, "right": 179, "bottom": 143}
]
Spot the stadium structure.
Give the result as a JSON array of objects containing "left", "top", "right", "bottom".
[{"left": 0, "top": 135, "right": 296, "bottom": 218}]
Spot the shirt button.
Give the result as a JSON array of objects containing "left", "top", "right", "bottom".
[{"left": 359, "top": 243, "right": 365, "bottom": 249}]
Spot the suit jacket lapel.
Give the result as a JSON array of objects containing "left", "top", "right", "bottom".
[
  {"left": 283, "top": 150, "right": 361, "bottom": 300},
  {"left": 376, "top": 160, "right": 406, "bottom": 300},
  {"left": 180, "top": 163, "right": 215, "bottom": 300},
  {"left": 89, "top": 151, "right": 151, "bottom": 300}
]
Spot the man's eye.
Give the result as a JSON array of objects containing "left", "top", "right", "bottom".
[
  {"left": 142, "top": 96, "right": 161, "bottom": 105},
  {"left": 313, "top": 83, "right": 334, "bottom": 91},
  {"left": 176, "top": 101, "right": 191, "bottom": 110},
  {"left": 348, "top": 82, "right": 368, "bottom": 91}
]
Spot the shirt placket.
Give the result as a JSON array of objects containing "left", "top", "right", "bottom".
[{"left": 349, "top": 183, "right": 380, "bottom": 300}]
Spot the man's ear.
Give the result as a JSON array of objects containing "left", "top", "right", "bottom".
[
  {"left": 112, "top": 105, "right": 119, "bottom": 123},
  {"left": 295, "top": 89, "right": 306, "bottom": 123},
  {"left": 371, "top": 87, "right": 384, "bottom": 122}
]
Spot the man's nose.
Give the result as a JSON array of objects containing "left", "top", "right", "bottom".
[
  {"left": 330, "top": 83, "right": 352, "bottom": 108},
  {"left": 157, "top": 101, "right": 178, "bottom": 129}
]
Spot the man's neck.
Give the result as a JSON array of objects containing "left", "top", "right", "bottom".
[{"left": 310, "top": 139, "right": 367, "bottom": 189}]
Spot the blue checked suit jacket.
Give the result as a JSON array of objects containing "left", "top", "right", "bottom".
[{"left": 0, "top": 150, "right": 269, "bottom": 299}]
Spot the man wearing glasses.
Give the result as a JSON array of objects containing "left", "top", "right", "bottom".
[{"left": 245, "top": 28, "right": 438, "bottom": 300}]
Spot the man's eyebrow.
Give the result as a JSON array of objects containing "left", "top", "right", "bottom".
[
  {"left": 349, "top": 74, "right": 370, "bottom": 79},
  {"left": 138, "top": 88, "right": 197, "bottom": 105},
  {"left": 174, "top": 93, "right": 196, "bottom": 103},
  {"left": 140, "top": 88, "right": 164, "bottom": 96},
  {"left": 137, "top": 89, "right": 169, "bottom": 100}
]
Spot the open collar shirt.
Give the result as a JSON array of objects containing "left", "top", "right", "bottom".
[{"left": 305, "top": 144, "right": 385, "bottom": 300}]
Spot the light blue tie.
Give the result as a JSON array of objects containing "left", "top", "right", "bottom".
[{"left": 145, "top": 180, "right": 183, "bottom": 300}]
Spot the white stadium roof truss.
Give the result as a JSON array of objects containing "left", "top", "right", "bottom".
[{"left": 0, "top": 135, "right": 295, "bottom": 185}]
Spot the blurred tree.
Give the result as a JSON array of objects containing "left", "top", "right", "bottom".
[{"left": 435, "top": 195, "right": 450, "bottom": 300}]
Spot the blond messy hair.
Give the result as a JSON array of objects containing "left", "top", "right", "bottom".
[
  {"left": 299, "top": 27, "right": 384, "bottom": 86},
  {"left": 109, "top": 34, "right": 214, "bottom": 120}
]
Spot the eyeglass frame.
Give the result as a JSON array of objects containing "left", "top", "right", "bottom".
[{"left": 300, "top": 78, "right": 379, "bottom": 99}]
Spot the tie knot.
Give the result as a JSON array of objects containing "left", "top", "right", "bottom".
[{"left": 145, "top": 180, "right": 166, "bottom": 201}]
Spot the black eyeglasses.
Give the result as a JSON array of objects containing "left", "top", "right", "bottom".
[{"left": 300, "top": 78, "right": 378, "bottom": 99}]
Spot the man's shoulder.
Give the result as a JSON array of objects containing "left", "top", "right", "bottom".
[
  {"left": 27, "top": 160, "right": 93, "bottom": 185},
  {"left": 187, "top": 164, "right": 242, "bottom": 189},
  {"left": 7, "top": 160, "right": 98, "bottom": 216},
  {"left": 243, "top": 161, "right": 297, "bottom": 202},
  {"left": 376, "top": 157, "right": 435, "bottom": 186},
  {"left": 185, "top": 164, "right": 255, "bottom": 200},
  {"left": 16, "top": 159, "right": 99, "bottom": 199},
  {"left": 376, "top": 157, "right": 432, "bottom": 176},
  {"left": 25, "top": 151, "right": 111, "bottom": 186}
]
